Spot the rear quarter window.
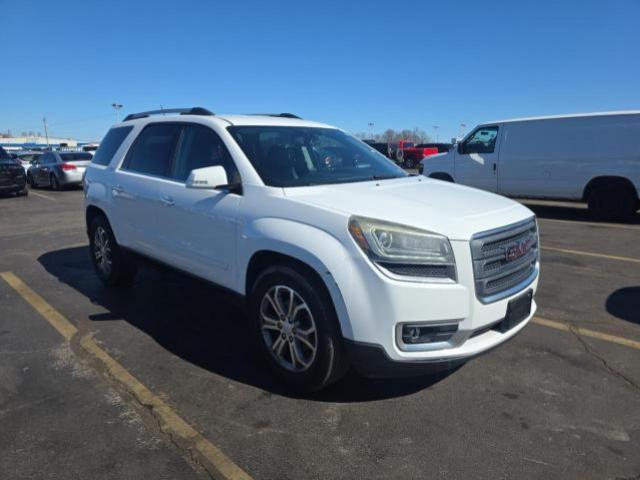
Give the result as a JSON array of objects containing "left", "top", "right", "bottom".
[{"left": 92, "top": 126, "right": 134, "bottom": 166}]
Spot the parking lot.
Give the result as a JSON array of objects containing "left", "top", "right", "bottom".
[{"left": 1, "top": 188, "right": 639, "bottom": 480}]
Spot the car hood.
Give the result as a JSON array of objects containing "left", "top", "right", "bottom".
[{"left": 283, "top": 176, "right": 534, "bottom": 240}]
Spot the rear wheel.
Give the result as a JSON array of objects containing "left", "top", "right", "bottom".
[
  {"left": 27, "top": 173, "right": 36, "bottom": 188},
  {"left": 88, "top": 216, "right": 137, "bottom": 287},
  {"left": 50, "top": 174, "right": 60, "bottom": 191},
  {"left": 588, "top": 183, "right": 637, "bottom": 220},
  {"left": 249, "top": 264, "right": 348, "bottom": 392}
]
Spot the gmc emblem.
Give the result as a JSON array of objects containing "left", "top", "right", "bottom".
[{"left": 505, "top": 238, "right": 534, "bottom": 262}]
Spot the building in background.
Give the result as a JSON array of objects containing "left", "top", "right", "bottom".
[{"left": 0, "top": 134, "right": 78, "bottom": 150}]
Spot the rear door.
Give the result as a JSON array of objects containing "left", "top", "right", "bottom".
[
  {"left": 454, "top": 125, "right": 500, "bottom": 192},
  {"left": 111, "top": 122, "right": 182, "bottom": 255},
  {"left": 154, "top": 123, "right": 241, "bottom": 287}
]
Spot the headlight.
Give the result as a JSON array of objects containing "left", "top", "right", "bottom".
[{"left": 348, "top": 216, "right": 456, "bottom": 281}]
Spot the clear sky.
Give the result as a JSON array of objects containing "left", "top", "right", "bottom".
[{"left": 2, "top": 0, "right": 639, "bottom": 142}]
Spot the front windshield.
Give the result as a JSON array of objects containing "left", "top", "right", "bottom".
[{"left": 228, "top": 126, "right": 407, "bottom": 187}]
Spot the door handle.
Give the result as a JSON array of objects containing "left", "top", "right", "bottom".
[
  {"left": 112, "top": 184, "right": 124, "bottom": 195},
  {"left": 493, "top": 163, "right": 497, "bottom": 172},
  {"left": 160, "top": 195, "right": 174, "bottom": 207}
]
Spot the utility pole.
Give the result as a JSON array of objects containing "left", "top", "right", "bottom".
[
  {"left": 42, "top": 117, "right": 50, "bottom": 148},
  {"left": 432, "top": 125, "right": 439, "bottom": 142},
  {"left": 112, "top": 103, "right": 123, "bottom": 122},
  {"left": 458, "top": 123, "right": 466, "bottom": 140},
  {"left": 368, "top": 122, "right": 374, "bottom": 139}
]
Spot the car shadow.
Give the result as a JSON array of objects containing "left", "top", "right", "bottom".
[
  {"left": 606, "top": 287, "right": 640, "bottom": 326},
  {"left": 38, "top": 246, "right": 452, "bottom": 402},
  {"left": 521, "top": 201, "right": 640, "bottom": 225}
]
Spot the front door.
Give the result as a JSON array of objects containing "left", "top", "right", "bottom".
[
  {"left": 153, "top": 123, "right": 241, "bottom": 289},
  {"left": 454, "top": 125, "right": 500, "bottom": 192}
]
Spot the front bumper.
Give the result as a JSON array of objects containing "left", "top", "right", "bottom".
[
  {"left": 335, "top": 239, "right": 539, "bottom": 367},
  {"left": 0, "top": 178, "right": 27, "bottom": 194}
]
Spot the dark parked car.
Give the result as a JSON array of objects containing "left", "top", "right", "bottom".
[
  {"left": 0, "top": 146, "right": 28, "bottom": 197},
  {"left": 362, "top": 140, "right": 392, "bottom": 158},
  {"left": 27, "top": 151, "right": 92, "bottom": 190}
]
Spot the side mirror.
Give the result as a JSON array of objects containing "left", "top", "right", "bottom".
[
  {"left": 457, "top": 143, "right": 465, "bottom": 155},
  {"left": 186, "top": 165, "right": 229, "bottom": 190}
]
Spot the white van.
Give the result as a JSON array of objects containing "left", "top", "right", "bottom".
[{"left": 420, "top": 111, "right": 640, "bottom": 219}]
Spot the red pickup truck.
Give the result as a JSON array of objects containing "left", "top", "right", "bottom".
[{"left": 391, "top": 140, "right": 440, "bottom": 169}]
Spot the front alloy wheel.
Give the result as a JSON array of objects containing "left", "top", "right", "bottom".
[
  {"left": 260, "top": 285, "right": 318, "bottom": 372},
  {"left": 250, "top": 264, "right": 348, "bottom": 391}
]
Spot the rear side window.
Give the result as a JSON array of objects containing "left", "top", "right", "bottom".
[
  {"left": 123, "top": 123, "right": 181, "bottom": 177},
  {"left": 92, "top": 126, "right": 133, "bottom": 166},
  {"left": 171, "top": 124, "right": 240, "bottom": 183}
]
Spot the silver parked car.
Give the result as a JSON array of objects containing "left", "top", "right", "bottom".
[{"left": 27, "top": 151, "right": 92, "bottom": 190}]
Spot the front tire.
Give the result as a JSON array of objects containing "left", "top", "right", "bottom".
[
  {"left": 27, "top": 173, "right": 35, "bottom": 188},
  {"left": 249, "top": 265, "right": 348, "bottom": 392},
  {"left": 88, "top": 216, "right": 137, "bottom": 287}
]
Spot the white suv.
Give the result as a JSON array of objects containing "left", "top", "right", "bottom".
[{"left": 84, "top": 107, "right": 540, "bottom": 391}]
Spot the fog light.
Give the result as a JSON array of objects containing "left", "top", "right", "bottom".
[{"left": 401, "top": 324, "right": 457, "bottom": 344}]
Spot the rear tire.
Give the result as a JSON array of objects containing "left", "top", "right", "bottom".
[
  {"left": 588, "top": 183, "right": 637, "bottom": 220},
  {"left": 249, "top": 264, "right": 349, "bottom": 392},
  {"left": 50, "top": 174, "right": 60, "bottom": 191},
  {"left": 88, "top": 216, "right": 137, "bottom": 287},
  {"left": 27, "top": 173, "right": 36, "bottom": 188}
]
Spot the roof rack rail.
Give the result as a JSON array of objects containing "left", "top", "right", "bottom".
[
  {"left": 249, "top": 113, "right": 302, "bottom": 119},
  {"left": 123, "top": 107, "right": 214, "bottom": 122}
]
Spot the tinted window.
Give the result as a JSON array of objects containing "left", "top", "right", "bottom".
[
  {"left": 228, "top": 126, "right": 406, "bottom": 187},
  {"left": 123, "top": 123, "right": 181, "bottom": 177},
  {"left": 171, "top": 124, "right": 240, "bottom": 183},
  {"left": 461, "top": 127, "right": 498, "bottom": 154},
  {"left": 60, "top": 153, "right": 93, "bottom": 161},
  {"left": 92, "top": 127, "right": 133, "bottom": 166}
]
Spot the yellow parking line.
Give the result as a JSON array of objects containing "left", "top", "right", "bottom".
[
  {"left": 533, "top": 317, "right": 640, "bottom": 350},
  {"left": 29, "top": 190, "right": 57, "bottom": 201},
  {"left": 0, "top": 271, "right": 252, "bottom": 480},
  {"left": 541, "top": 246, "right": 640, "bottom": 264},
  {"left": 1, "top": 271, "right": 77, "bottom": 341}
]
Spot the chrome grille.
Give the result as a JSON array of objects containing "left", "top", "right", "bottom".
[{"left": 470, "top": 218, "right": 539, "bottom": 303}]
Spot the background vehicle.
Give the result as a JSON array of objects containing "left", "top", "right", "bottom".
[
  {"left": 416, "top": 142, "right": 453, "bottom": 154},
  {"left": 421, "top": 111, "right": 640, "bottom": 219},
  {"left": 0, "top": 146, "right": 28, "bottom": 196},
  {"left": 27, "top": 150, "right": 92, "bottom": 190},
  {"left": 16, "top": 151, "right": 42, "bottom": 173},
  {"left": 362, "top": 139, "right": 391, "bottom": 157},
  {"left": 84, "top": 107, "right": 538, "bottom": 391}
]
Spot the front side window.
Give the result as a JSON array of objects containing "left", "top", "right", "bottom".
[
  {"left": 228, "top": 126, "right": 407, "bottom": 187},
  {"left": 93, "top": 126, "right": 133, "bottom": 166},
  {"left": 123, "top": 123, "right": 181, "bottom": 177},
  {"left": 171, "top": 124, "right": 240, "bottom": 183},
  {"left": 460, "top": 126, "right": 499, "bottom": 154}
]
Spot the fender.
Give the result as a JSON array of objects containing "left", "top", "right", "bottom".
[{"left": 238, "top": 217, "right": 355, "bottom": 339}]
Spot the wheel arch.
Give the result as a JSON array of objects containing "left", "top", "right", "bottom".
[
  {"left": 582, "top": 176, "right": 638, "bottom": 202},
  {"left": 85, "top": 205, "right": 109, "bottom": 233},
  {"left": 240, "top": 220, "right": 355, "bottom": 339},
  {"left": 428, "top": 172, "right": 454, "bottom": 182}
]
